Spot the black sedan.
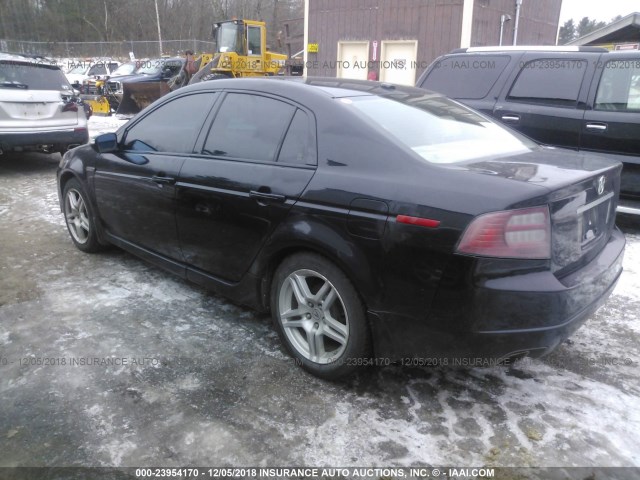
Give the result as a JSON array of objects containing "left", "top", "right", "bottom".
[{"left": 57, "top": 77, "right": 625, "bottom": 379}]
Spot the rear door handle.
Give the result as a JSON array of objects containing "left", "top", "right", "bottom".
[
  {"left": 249, "top": 190, "right": 286, "bottom": 204},
  {"left": 586, "top": 122, "right": 608, "bottom": 131},
  {"left": 151, "top": 175, "right": 176, "bottom": 185},
  {"left": 501, "top": 114, "right": 520, "bottom": 122}
]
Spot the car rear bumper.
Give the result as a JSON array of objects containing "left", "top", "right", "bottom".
[
  {"left": 618, "top": 198, "right": 640, "bottom": 216},
  {"left": 369, "top": 227, "right": 625, "bottom": 363},
  {"left": 0, "top": 128, "right": 88, "bottom": 151},
  {"left": 620, "top": 161, "right": 640, "bottom": 203}
]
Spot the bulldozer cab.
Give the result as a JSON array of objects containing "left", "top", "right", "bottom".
[
  {"left": 213, "top": 20, "right": 247, "bottom": 55},
  {"left": 189, "top": 19, "right": 286, "bottom": 84},
  {"left": 213, "top": 19, "right": 266, "bottom": 58}
]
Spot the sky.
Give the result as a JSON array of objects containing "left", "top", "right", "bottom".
[{"left": 559, "top": 0, "right": 639, "bottom": 24}]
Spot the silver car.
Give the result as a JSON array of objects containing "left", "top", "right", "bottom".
[{"left": 0, "top": 54, "right": 89, "bottom": 155}]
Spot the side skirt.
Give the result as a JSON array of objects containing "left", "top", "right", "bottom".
[{"left": 105, "top": 233, "right": 264, "bottom": 311}]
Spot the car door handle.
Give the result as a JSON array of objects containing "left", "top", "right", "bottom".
[
  {"left": 585, "top": 122, "right": 608, "bottom": 131},
  {"left": 249, "top": 190, "right": 286, "bottom": 204},
  {"left": 501, "top": 114, "right": 520, "bottom": 122},
  {"left": 151, "top": 175, "right": 176, "bottom": 185}
]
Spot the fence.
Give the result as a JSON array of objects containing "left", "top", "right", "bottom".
[{"left": 0, "top": 39, "right": 217, "bottom": 60}]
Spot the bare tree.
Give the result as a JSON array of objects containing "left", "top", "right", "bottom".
[{"left": 0, "top": 0, "right": 303, "bottom": 56}]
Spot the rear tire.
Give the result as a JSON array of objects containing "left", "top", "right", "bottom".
[
  {"left": 271, "top": 252, "right": 371, "bottom": 380},
  {"left": 62, "top": 178, "right": 104, "bottom": 253}
]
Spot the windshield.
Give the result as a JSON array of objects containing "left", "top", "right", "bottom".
[
  {"left": 67, "top": 64, "right": 90, "bottom": 75},
  {"left": 216, "top": 22, "right": 242, "bottom": 54},
  {"left": 112, "top": 63, "right": 137, "bottom": 76},
  {"left": 135, "top": 62, "right": 162, "bottom": 75},
  {"left": 347, "top": 94, "right": 535, "bottom": 164},
  {"left": 0, "top": 62, "right": 72, "bottom": 90}
]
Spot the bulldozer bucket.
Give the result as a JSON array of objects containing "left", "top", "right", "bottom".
[{"left": 116, "top": 82, "right": 170, "bottom": 117}]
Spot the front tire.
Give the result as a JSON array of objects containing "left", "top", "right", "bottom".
[
  {"left": 271, "top": 252, "right": 371, "bottom": 379},
  {"left": 62, "top": 178, "right": 103, "bottom": 253}
]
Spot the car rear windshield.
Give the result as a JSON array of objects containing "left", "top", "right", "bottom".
[
  {"left": 346, "top": 94, "right": 534, "bottom": 164},
  {"left": 0, "top": 62, "right": 72, "bottom": 91}
]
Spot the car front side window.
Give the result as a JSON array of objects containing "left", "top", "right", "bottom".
[
  {"left": 595, "top": 60, "right": 640, "bottom": 111},
  {"left": 123, "top": 93, "right": 214, "bottom": 153}
]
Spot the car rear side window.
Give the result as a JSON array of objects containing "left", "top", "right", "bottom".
[
  {"left": 124, "top": 93, "right": 214, "bottom": 153},
  {"left": 508, "top": 59, "right": 587, "bottom": 106},
  {"left": 203, "top": 93, "right": 296, "bottom": 162},
  {"left": 419, "top": 55, "right": 510, "bottom": 99},
  {"left": 277, "top": 109, "right": 316, "bottom": 165},
  {"left": 595, "top": 59, "right": 640, "bottom": 111}
]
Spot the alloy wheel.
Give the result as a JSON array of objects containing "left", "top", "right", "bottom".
[
  {"left": 64, "top": 188, "right": 90, "bottom": 244},
  {"left": 278, "top": 269, "right": 350, "bottom": 364}
]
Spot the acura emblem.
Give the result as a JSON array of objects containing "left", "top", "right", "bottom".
[{"left": 597, "top": 176, "right": 606, "bottom": 195}]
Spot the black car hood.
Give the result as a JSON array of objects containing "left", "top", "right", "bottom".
[{"left": 116, "top": 73, "right": 163, "bottom": 84}]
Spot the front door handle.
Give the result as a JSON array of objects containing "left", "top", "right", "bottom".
[
  {"left": 501, "top": 114, "right": 520, "bottom": 122},
  {"left": 249, "top": 190, "right": 286, "bottom": 204},
  {"left": 151, "top": 175, "right": 176, "bottom": 185},
  {"left": 585, "top": 122, "right": 608, "bottom": 131}
]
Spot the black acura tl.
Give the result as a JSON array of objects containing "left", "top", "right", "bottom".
[{"left": 57, "top": 77, "right": 625, "bottom": 379}]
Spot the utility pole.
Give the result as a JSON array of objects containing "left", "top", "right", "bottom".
[
  {"left": 154, "top": 0, "right": 163, "bottom": 56},
  {"left": 513, "top": 0, "right": 523, "bottom": 45},
  {"left": 500, "top": 14, "right": 511, "bottom": 46}
]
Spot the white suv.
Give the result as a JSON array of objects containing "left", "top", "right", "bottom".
[
  {"left": 65, "top": 60, "right": 120, "bottom": 90},
  {"left": 0, "top": 54, "right": 89, "bottom": 155}
]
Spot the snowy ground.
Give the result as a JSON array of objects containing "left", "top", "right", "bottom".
[
  {"left": 0, "top": 138, "right": 639, "bottom": 469},
  {"left": 87, "top": 115, "right": 130, "bottom": 142}
]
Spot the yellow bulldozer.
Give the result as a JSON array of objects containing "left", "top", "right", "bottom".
[
  {"left": 81, "top": 19, "right": 287, "bottom": 117},
  {"left": 189, "top": 19, "right": 287, "bottom": 84}
]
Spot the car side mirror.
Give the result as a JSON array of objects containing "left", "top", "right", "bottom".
[
  {"left": 95, "top": 133, "right": 118, "bottom": 153},
  {"left": 162, "top": 68, "right": 173, "bottom": 78}
]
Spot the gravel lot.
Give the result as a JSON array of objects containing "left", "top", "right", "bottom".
[{"left": 1, "top": 122, "right": 639, "bottom": 468}]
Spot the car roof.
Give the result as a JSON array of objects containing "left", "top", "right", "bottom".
[
  {"left": 0, "top": 53, "right": 61, "bottom": 69},
  {"left": 185, "top": 76, "right": 437, "bottom": 100},
  {"left": 450, "top": 46, "right": 608, "bottom": 53}
]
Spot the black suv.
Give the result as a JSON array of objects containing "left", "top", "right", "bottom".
[{"left": 417, "top": 47, "right": 640, "bottom": 216}]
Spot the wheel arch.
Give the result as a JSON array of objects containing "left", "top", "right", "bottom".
[
  {"left": 58, "top": 168, "right": 110, "bottom": 247},
  {"left": 253, "top": 221, "right": 380, "bottom": 314}
]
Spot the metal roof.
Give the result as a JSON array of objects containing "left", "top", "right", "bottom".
[{"left": 567, "top": 12, "right": 640, "bottom": 46}]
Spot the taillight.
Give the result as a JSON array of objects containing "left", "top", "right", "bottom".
[
  {"left": 456, "top": 206, "right": 550, "bottom": 259},
  {"left": 62, "top": 102, "right": 78, "bottom": 113}
]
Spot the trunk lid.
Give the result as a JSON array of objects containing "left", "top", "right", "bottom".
[
  {"left": 0, "top": 89, "right": 79, "bottom": 129},
  {"left": 459, "top": 147, "right": 622, "bottom": 274}
]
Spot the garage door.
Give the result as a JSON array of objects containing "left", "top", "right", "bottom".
[
  {"left": 380, "top": 41, "right": 418, "bottom": 86},
  {"left": 337, "top": 41, "right": 369, "bottom": 80}
]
